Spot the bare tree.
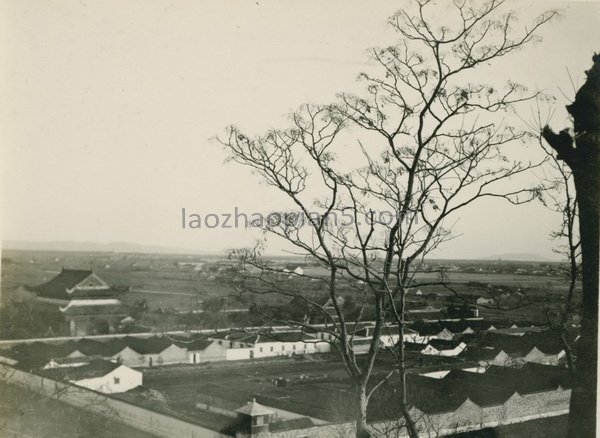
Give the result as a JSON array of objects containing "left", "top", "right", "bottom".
[
  {"left": 542, "top": 53, "right": 600, "bottom": 438},
  {"left": 219, "top": 1, "right": 556, "bottom": 436}
]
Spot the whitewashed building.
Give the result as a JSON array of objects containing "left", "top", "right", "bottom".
[{"left": 44, "top": 360, "right": 142, "bottom": 394}]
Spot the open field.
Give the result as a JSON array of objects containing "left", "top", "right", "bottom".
[
  {"left": 2, "top": 249, "right": 575, "bottom": 305},
  {"left": 0, "top": 249, "right": 579, "bottom": 338}
]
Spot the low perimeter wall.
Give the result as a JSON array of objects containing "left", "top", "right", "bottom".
[{"left": 0, "top": 364, "right": 229, "bottom": 438}]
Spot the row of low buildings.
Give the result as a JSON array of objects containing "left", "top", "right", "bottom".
[
  {"left": 187, "top": 362, "right": 571, "bottom": 437},
  {"left": 314, "top": 318, "right": 567, "bottom": 368},
  {"left": 0, "top": 329, "right": 331, "bottom": 372},
  {"left": 461, "top": 331, "right": 569, "bottom": 366},
  {"left": 0, "top": 316, "right": 560, "bottom": 374},
  {"left": 0, "top": 330, "right": 330, "bottom": 397}
]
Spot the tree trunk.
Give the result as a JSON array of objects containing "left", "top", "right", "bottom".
[
  {"left": 567, "top": 133, "right": 599, "bottom": 438},
  {"left": 397, "top": 294, "right": 420, "bottom": 438},
  {"left": 356, "top": 381, "right": 371, "bottom": 438},
  {"left": 543, "top": 54, "right": 600, "bottom": 438}
]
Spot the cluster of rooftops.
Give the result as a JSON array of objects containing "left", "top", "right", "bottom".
[
  {"left": 190, "top": 361, "right": 571, "bottom": 435},
  {"left": 0, "top": 335, "right": 203, "bottom": 370},
  {"left": 406, "top": 362, "right": 571, "bottom": 415}
]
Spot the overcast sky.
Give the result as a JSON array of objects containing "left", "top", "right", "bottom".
[{"left": 1, "top": 0, "right": 599, "bottom": 259}]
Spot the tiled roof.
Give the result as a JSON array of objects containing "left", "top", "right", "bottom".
[
  {"left": 401, "top": 363, "right": 570, "bottom": 415},
  {"left": 409, "top": 321, "right": 448, "bottom": 336},
  {"left": 209, "top": 330, "right": 318, "bottom": 345},
  {"left": 484, "top": 363, "right": 571, "bottom": 393},
  {"left": 476, "top": 331, "right": 564, "bottom": 356},
  {"left": 122, "top": 336, "right": 174, "bottom": 355},
  {"left": 7, "top": 341, "right": 81, "bottom": 370},
  {"left": 235, "top": 398, "right": 274, "bottom": 416},
  {"left": 42, "top": 359, "right": 122, "bottom": 380},
  {"left": 269, "top": 417, "right": 315, "bottom": 432},
  {"left": 209, "top": 331, "right": 255, "bottom": 342},
  {"left": 462, "top": 346, "right": 505, "bottom": 362},
  {"left": 5, "top": 335, "right": 198, "bottom": 369},
  {"left": 427, "top": 339, "right": 465, "bottom": 350},
  {"left": 29, "top": 269, "right": 93, "bottom": 300},
  {"left": 441, "top": 321, "right": 473, "bottom": 333},
  {"left": 256, "top": 332, "right": 317, "bottom": 344},
  {"left": 170, "top": 335, "right": 214, "bottom": 351},
  {"left": 75, "top": 338, "right": 127, "bottom": 356}
]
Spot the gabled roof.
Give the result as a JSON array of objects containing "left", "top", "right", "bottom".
[
  {"left": 209, "top": 330, "right": 317, "bottom": 345},
  {"left": 210, "top": 332, "right": 261, "bottom": 344},
  {"left": 462, "top": 346, "right": 505, "bottom": 362},
  {"left": 441, "top": 320, "right": 473, "bottom": 333},
  {"left": 6, "top": 341, "right": 82, "bottom": 369},
  {"left": 427, "top": 339, "right": 465, "bottom": 351},
  {"left": 122, "top": 336, "right": 175, "bottom": 355},
  {"left": 484, "top": 363, "right": 571, "bottom": 393},
  {"left": 409, "top": 320, "right": 449, "bottom": 336},
  {"left": 475, "top": 330, "right": 563, "bottom": 357},
  {"left": 442, "top": 370, "right": 515, "bottom": 407},
  {"left": 256, "top": 332, "right": 317, "bottom": 344},
  {"left": 407, "top": 374, "right": 470, "bottom": 414},
  {"left": 43, "top": 359, "right": 122, "bottom": 381},
  {"left": 171, "top": 335, "right": 214, "bottom": 351},
  {"left": 76, "top": 338, "right": 127, "bottom": 356},
  {"left": 44, "top": 356, "right": 91, "bottom": 367},
  {"left": 404, "top": 363, "right": 569, "bottom": 415},
  {"left": 29, "top": 269, "right": 94, "bottom": 300}
]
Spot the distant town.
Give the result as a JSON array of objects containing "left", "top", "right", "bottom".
[{"left": 0, "top": 249, "right": 578, "bottom": 437}]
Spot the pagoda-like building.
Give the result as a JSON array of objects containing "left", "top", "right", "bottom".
[{"left": 29, "top": 269, "right": 126, "bottom": 337}]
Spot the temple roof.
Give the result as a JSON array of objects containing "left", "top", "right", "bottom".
[
  {"left": 29, "top": 269, "right": 94, "bottom": 300},
  {"left": 29, "top": 269, "right": 125, "bottom": 305}
]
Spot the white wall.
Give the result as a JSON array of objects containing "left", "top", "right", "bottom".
[
  {"left": 72, "top": 365, "right": 142, "bottom": 394},
  {"left": 188, "top": 342, "right": 227, "bottom": 363},
  {"left": 226, "top": 348, "right": 252, "bottom": 361},
  {"left": 252, "top": 341, "right": 330, "bottom": 358},
  {"left": 224, "top": 341, "right": 331, "bottom": 361}
]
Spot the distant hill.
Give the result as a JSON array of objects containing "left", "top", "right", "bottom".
[
  {"left": 478, "top": 253, "right": 556, "bottom": 262},
  {"left": 1, "top": 240, "right": 213, "bottom": 255}
]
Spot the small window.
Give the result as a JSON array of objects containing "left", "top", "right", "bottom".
[
  {"left": 270, "top": 346, "right": 274, "bottom": 352},
  {"left": 114, "top": 377, "right": 120, "bottom": 384},
  {"left": 259, "top": 347, "right": 263, "bottom": 353},
  {"left": 293, "top": 345, "right": 296, "bottom": 350},
  {"left": 281, "top": 345, "right": 285, "bottom": 351}
]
